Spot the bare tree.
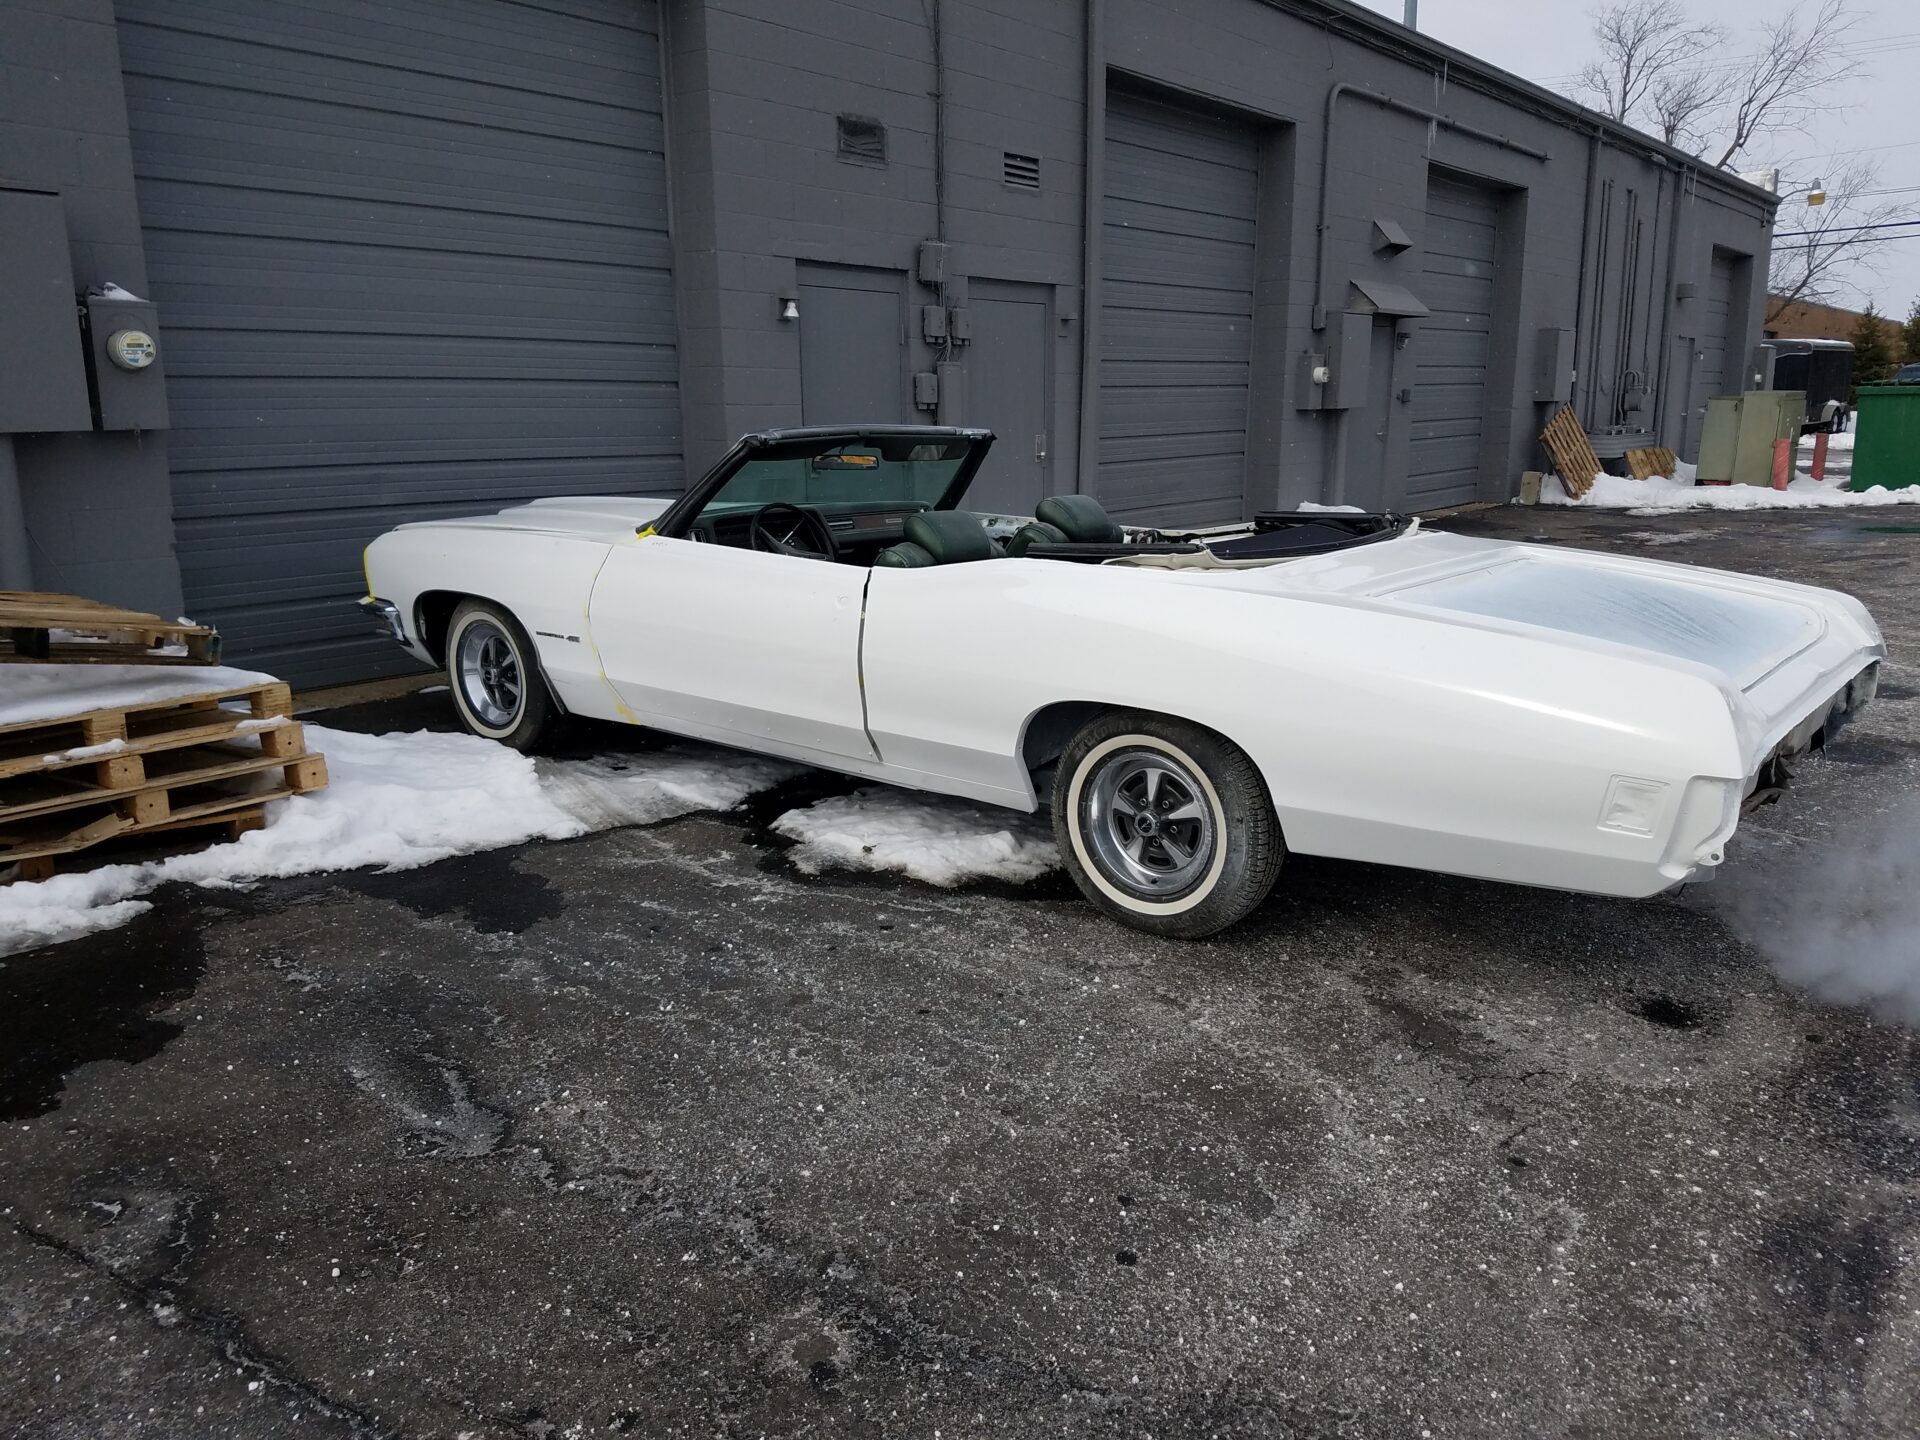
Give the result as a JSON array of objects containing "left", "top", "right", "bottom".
[
  {"left": 1646, "top": 65, "right": 1725, "bottom": 151},
  {"left": 1710, "top": 0, "right": 1863, "bottom": 168},
  {"left": 1574, "top": 0, "right": 1722, "bottom": 123},
  {"left": 1766, "top": 159, "right": 1902, "bottom": 322},
  {"left": 1572, "top": 0, "right": 1865, "bottom": 170}
]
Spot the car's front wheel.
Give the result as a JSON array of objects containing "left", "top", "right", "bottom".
[
  {"left": 1052, "top": 710, "right": 1284, "bottom": 939},
  {"left": 445, "top": 599, "right": 556, "bottom": 752}
]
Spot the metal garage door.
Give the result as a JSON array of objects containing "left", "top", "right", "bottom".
[
  {"left": 1408, "top": 175, "right": 1502, "bottom": 509},
  {"left": 1687, "top": 251, "right": 1743, "bottom": 458},
  {"left": 1098, "top": 94, "right": 1259, "bottom": 527},
  {"left": 117, "top": 0, "right": 678, "bottom": 686}
]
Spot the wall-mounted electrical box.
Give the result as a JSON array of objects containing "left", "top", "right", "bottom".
[
  {"left": 0, "top": 188, "right": 93, "bottom": 433},
  {"left": 1532, "top": 327, "right": 1575, "bottom": 402},
  {"left": 84, "top": 292, "right": 169, "bottom": 431}
]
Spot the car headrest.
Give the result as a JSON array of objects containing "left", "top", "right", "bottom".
[
  {"left": 902, "top": 509, "right": 994, "bottom": 564},
  {"left": 1034, "top": 493, "right": 1124, "bottom": 544},
  {"left": 1005, "top": 520, "right": 1069, "bottom": 556},
  {"left": 873, "top": 541, "right": 936, "bottom": 568}
]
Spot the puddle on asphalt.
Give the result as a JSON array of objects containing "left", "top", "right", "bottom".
[
  {"left": 342, "top": 845, "right": 566, "bottom": 935},
  {"left": 0, "top": 906, "right": 207, "bottom": 1121}
]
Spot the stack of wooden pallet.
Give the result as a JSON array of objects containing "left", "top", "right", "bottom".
[{"left": 1, "top": 594, "right": 327, "bottom": 883}]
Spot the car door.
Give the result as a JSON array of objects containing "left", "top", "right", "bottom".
[{"left": 589, "top": 533, "right": 876, "bottom": 765}]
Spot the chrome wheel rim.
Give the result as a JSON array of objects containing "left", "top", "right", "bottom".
[
  {"left": 456, "top": 620, "right": 522, "bottom": 729},
  {"left": 1080, "top": 747, "right": 1216, "bottom": 898}
]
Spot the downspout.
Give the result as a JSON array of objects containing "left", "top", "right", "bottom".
[
  {"left": 1076, "top": 0, "right": 1105, "bottom": 495},
  {"left": 1571, "top": 126, "right": 1600, "bottom": 418},
  {"left": 1654, "top": 163, "right": 1688, "bottom": 444},
  {"left": 0, "top": 437, "right": 30, "bottom": 589}
]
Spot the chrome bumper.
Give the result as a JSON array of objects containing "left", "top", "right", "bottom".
[{"left": 358, "top": 596, "right": 405, "bottom": 645}]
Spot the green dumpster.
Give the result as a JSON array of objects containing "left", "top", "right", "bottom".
[{"left": 1849, "top": 384, "right": 1920, "bottom": 491}]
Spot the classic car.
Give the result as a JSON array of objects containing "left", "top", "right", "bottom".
[{"left": 361, "top": 425, "right": 1883, "bottom": 938}]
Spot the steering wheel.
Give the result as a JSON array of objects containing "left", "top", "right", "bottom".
[{"left": 749, "top": 502, "right": 838, "bottom": 561}]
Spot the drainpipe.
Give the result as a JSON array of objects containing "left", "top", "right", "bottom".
[
  {"left": 1571, "top": 127, "right": 1601, "bottom": 417},
  {"left": 0, "top": 437, "right": 31, "bottom": 589},
  {"left": 1653, "top": 163, "right": 1687, "bottom": 444},
  {"left": 1076, "top": 0, "right": 1106, "bottom": 495}
]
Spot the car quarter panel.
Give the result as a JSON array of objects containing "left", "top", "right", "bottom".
[
  {"left": 361, "top": 524, "right": 624, "bottom": 722},
  {"left": 861, "top": 557, "right": 1752, "bottom": 896}
]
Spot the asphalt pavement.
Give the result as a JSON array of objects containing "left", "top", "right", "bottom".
[{"left": 4, "top": 503, "right": 1919, "bottom": 1438}]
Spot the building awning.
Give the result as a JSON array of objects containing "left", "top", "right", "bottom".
[{"left": 1347, "top": 278, "right": 1430, "bottom": 317}]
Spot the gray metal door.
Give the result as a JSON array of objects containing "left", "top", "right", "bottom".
[
  {"left": 965, "top": 280, "right": 1051, "bottom": 517},
  {"left": 1098, "top": 93, "right": 1259, "bottom": 527},
  {"left": 1408, "top": 175, "right": 1502, "bottom": 510},
  {"left": 797, "top": 264, "right": 911, "bottom": 425},
  {"left": 117, "top": 0, "right": 678, "bottom": 687},
  {"left": 1688, "top": 251, "right": 1742, "bottom": 458}
]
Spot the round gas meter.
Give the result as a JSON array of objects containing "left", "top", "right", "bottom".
[{"left": 106, "top": 329, "right": 157, "bottom": 371}]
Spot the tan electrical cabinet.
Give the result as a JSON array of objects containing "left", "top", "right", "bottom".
[{"left": 1696, "top": 390, "right": 1805, "bottom": 485}]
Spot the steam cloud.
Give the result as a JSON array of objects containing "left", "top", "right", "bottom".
[{"left": 1711, "top": 792, "right": 1920, "bottom": 1024}]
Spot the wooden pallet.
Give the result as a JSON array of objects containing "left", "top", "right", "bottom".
[
  {"left": 0, "top": 591, "right": 220, "bottom": 665},
  {"left": 0, "top": 676, "right": 324, "bottom": 868},
  {"left": 1625, "top": 445, "right": 1677, "bottom": 481},
  {"left": 5, "top": 806, "right": 270, "bottom": 884},
  {"left": 1540, "top": 407, "right": 1602, "bottom": 499}
]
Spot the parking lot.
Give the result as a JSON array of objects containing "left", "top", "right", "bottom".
[{"left": 4, "top": 505, "right": 1920, "bottom": 1438}]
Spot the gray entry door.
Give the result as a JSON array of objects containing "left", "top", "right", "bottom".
[
  {"left": 797, "top": 264, "right": 912, "bottom": 425},
  {"left": 965, "top": 280, "right": 1052, "bottom": 517},
  {"left": 1099, "top": 93, "right": 1260, "bottom": 527},
  {"left": 1408, "top": 175, "right": 1503, "bottom": 510},
  {"left": 117, "top": 0, "right": 679, "bottom": 687}
]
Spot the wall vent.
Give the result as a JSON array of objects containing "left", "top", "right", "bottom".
[
  {"left": 1002, "top": 152, "right": 1041, "bottom": 189},
  {"left": 836, "top": 114, "right": 887, "bottom": 164}
]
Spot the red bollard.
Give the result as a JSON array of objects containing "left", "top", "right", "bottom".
[
  {"left": 1772, "top": 437, "right": 1791, "bottom": 491},
  {"left": 1811, "top": 429, "right": 1830, "bottom": 482}
]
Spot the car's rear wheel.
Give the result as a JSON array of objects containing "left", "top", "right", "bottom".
[
  {"left": 445, "top": 599, "right": 555, "bottom": 752},
  {"left": 1052, "top": 710, "right": 1284, "bottom": 939}
]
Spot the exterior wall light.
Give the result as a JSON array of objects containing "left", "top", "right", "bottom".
[{"left": 779, "top": 298, "right": 799, "bottom": 321}]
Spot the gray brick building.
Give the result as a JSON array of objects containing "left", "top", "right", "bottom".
[{"left": 0, "top": 0, "right": 1778, "bottom": 685}]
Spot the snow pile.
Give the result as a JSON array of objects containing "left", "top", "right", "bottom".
[
  {"left": 0, "top": 727, "right": 806, "bottom": 956},
  {"left": 0, "top": 726, "right": 586, "bottom": 955},
  {"left": 773, "top": 787, "right": 1059, "bottom": 887},
  {"left": 535, "top": 748, "right": 799, "bottom": 830},
  {"left": 1540, "top": 471, "right": 1920, "bottom": 514},
  {"left": 1295, "top": 502, "right": 1367, "bottom": 514},
  {"left": 1711, "top": 794, "right": 1920, "bottom": 1025},
  {"left": 0, "top": 663, "right": 279, "bottom": 728}
]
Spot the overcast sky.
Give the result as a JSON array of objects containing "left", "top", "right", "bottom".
[{"left": 1351, "top": 0, "right": 1915, "bottom": 319}]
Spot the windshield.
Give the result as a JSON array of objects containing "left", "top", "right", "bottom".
[{"left": 697, "top": 437, "right": 973, "bottom": 519}]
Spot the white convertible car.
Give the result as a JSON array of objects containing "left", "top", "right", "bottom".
[{"left": 362, "top": 426, "right": 1882, "bottom": 937}]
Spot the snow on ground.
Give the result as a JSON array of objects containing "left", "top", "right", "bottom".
[
  {"left": 535, "top": 748, "right": 800, "bottom": 830},
  {"left": 0, "top": 725, "right": 803, "bottom": 956},
  {"left": 0, "top": 663, "right": 280, "bottom": 728},
  {"left": 1539, "top": 470, "right": 1920, "bottom": 514},
  {"left": 772, "top": 787, "right": 1059, "bottom": 887}
]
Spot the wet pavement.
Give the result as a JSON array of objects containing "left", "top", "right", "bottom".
[{"left": 5, "top": 504, "right": 1920, "bottom": 1438}]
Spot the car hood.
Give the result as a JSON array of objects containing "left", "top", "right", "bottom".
[
  {"left": 1171, "top": 527, "right": 1879, "bottom": 693},
  {"left": 397, "top": 496, "right": 674, "bottom": 544}
]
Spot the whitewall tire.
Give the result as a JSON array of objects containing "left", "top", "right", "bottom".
[
  {"left": 1052, "top": 711, "right": 1284, "bottom": 939},
  {"left": 445, "top": 599, "right": 556, "bottom": 753}
]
